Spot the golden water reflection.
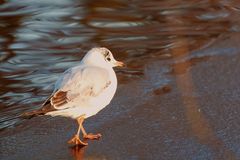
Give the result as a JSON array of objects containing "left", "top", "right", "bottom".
[
  {"left": 171, "top": 36, "right": 237, "bottom": 160},
  {"left": 70, "top": 145, "right": 87, "bottom": 160}
]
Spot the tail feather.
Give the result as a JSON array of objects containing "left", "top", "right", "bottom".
[
  {"left": 0, "top": 109, "right": 44, "bottom": 125},
  {"left": 21, "top": 110, "right": 45, "bottom": 119},
  {"left": 0, "top": 97, "right": 55, "bottom": 126},
  {"left": 21, "top": 97, "right": 56, "bottom": 119}
]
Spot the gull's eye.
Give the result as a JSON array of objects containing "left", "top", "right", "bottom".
[{"left": 107, "top": 57, "right": 111, "bottom": 61}]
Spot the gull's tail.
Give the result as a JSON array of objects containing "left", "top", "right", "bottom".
[
  {"left": 21, "top": 94, "right": 57, "bottom": 119},
  {"left": 0, "top": 110, "right": 43, "bottom": 126},
  {"left": 1, "top": 95, "right": 57, "bottom": 126},
  {"left": 20, "top": 109, "right": 46, "bottom": 119},
  {"left": 0, "top": 96, "right": 56, "bottom": 130}
]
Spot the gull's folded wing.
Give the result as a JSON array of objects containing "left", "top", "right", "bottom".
[{"left": 41, "top": 66, "right": 111, "bottom": 111}]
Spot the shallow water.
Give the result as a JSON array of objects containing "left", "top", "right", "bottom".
[{"left": 0, "top": 0, "right": 240, "bottom": 159}]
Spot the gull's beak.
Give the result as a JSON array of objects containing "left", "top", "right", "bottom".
[{"left": 115, "top": 61, "right": 125, "bottom": 67}]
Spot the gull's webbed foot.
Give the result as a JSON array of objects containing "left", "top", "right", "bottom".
[
  {"left": 84, "top": 133, "right": 102, "bottom": 140},
  {"left": 68, "top": 134, "right": 88, "bottom": 146}
]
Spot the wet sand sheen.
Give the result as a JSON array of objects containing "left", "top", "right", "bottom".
[{"left": 169, "top": 15, "right": 237, "bottom": 160}]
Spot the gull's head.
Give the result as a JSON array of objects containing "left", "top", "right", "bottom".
[{"left": 82, "top": 47, "right": 125, "bottom": 68}]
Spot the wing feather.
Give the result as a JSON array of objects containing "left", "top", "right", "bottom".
[{"left": 41, "top": 66, "right": 111, "bottom": 111}]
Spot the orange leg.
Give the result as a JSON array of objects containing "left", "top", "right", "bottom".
[
  {"left": 68, "top": 115, "right": 102, "bottom": 146},
  {"left": 68, "top": 115, "right": 88, "bottom": 146},
  {"left": 79, "top": 117, "right": 102, "bottom": 140}
]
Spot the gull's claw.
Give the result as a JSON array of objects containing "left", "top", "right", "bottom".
[
  {"left": 68, "top": 135, "right": 88, "bottom": 146},
  {"left": 84, "top": 133, "right": 102, "bottom": 140}
]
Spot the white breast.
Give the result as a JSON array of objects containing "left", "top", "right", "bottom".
[{"left": 87, "top": 68, "right": 117, "bottom": 116}]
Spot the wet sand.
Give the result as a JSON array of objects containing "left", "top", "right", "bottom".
[{"left": 1, "top": 34, "right": 240, "bottom": 160}]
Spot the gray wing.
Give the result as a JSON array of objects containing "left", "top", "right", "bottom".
[{"left": 41, "top": 66, "right": 111, "bottom": 111}]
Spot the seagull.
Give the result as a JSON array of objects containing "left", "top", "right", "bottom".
[{"left": 22, "top": 47, "right": 124, "bottom": 146}]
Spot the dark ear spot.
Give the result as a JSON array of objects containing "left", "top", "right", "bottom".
[{"left": 103, "top": 50, "right": 109, "bottom": 57}]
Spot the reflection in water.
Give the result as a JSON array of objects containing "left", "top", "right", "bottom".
[
  {"left": 170, "top": 33, "right": 238, "bottom": 159},
  {"left": 70, "top": 145, "right": 87, "bottom": 160},
  {"left": 69, "top": 145, "right": 107, "bottom": 160},
  {"left": 0, "top": 6, "right": 26, "bottom": 129},
  {"left": 173, "top": 49, "right": 237, "bottom": 160}
]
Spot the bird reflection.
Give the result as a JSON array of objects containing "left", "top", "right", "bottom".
[{"left": 69, "top": 145, "right": 87, "bottom": 160}]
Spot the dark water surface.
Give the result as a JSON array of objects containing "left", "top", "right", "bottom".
[{"left": 0, "top": 0, "right": 240, "bottom": 159}]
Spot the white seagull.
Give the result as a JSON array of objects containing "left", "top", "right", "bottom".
[{"left": 22, "top": 47, "right": 124, "bottom": 146}]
